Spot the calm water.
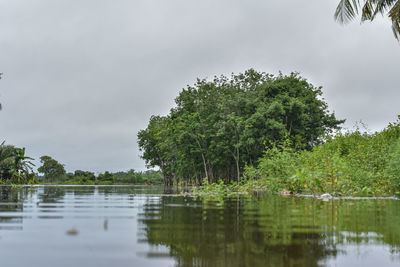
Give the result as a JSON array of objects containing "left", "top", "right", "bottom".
[{"left": 0, "top": 185, "right": 399, "bottom": 267}]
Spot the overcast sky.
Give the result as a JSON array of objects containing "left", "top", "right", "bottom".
[{"left": 0, "top": 0, "right": 399, "bottom": 173}]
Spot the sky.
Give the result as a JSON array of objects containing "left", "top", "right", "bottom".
[{"left": 0, "top": 0, "right": 399, "bottom": 173}]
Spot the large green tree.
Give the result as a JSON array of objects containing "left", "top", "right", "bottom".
[
  {"left": 38, "top": 155, "right": 66, "bottom": 182},
  {"left": 335, "top": 0, "right": 400, "bottom": 39},
  {"left": 138, "top": 70, "right": 344, "bottom": 185}
]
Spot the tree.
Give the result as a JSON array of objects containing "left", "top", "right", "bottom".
[
  {"left": 38, "top": 155, "right": 66, "bottom": 182},
  {"left": 74, "top": 170, "right": 96, "bottom": 181},
  {"left": 335, "top": 0, "right": 400, "bottom": 40},
  {"left": 97, "top": 171, "right": 115, "bottom": 184},
  {"left": 13, "top": 147, "right": 35, "bottom": 178},
  {"left": 0, "top": 142, "right": 34, "bottom": 181},
  {"left": 0, "top": 142, "right": 18, "bottom": 180},
  {"left": 138, "top": 69, "right": 344, "bottom": 185},
  {"left": 138, "top": 115, "right": 178, "bottom": 185}
]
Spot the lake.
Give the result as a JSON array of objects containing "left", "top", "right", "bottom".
[{"left": 0, "top": 185, "right": 399, "bottom": 267}]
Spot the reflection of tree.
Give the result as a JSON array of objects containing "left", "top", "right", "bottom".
[
  {"left": 0, "top": 186, "right": 35, "bottom": 226},
  {"left": 328, "top": 199, "right": 400, "bottom": 248},
  {"left": 139, "top": 195, "right": 400, "bottom": 267},
  {"left": 139, "top": 196, "right": 339, "bottom": 267},
  {"left": 69, "top": 186, "right": 96, "bottom": 196},
  {"left": 97, "top": 186, "right": 134, "bottom": 195},
  {"left": 38, "top": 186, "right": 66, "bottom": 203},
  {"left": 96, "top": 185, "right": 166, "bottom": 196}
]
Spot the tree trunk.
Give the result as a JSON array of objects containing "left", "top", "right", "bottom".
[
  {"left": 207, "top": 159, "right": 215, "bottom": 183},
  {"left": 194, "top": 136, "right": 209, "bottom": 182},
  {"left": 236, "top": 147, "right": 240, "bottom": 183}
]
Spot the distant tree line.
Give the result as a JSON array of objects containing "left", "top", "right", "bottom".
[
  {"left": 0, "top": 147, "right": 162, "bottom": 185},
  {"left": 138, "top": 69, "right": 344, "bottom": 186},
  {"left": 35, "top": 155, "right": 163, "bottom": 185}
]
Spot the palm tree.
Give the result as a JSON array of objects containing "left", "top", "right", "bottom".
[
  {"left": 0, "top": 142, "right": 18, "bottom": 180},
  {"left": 13, "top": 147, "right": 35, "bottom": 177},
  {"left": 0, "top": 142, "right": 35, "bottom": 181},
  {"left": 335, "top": 0, "right": 400, "bottom": 40}
]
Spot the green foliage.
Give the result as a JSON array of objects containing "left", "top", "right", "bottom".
[
  {"left": 97, "top": 171, "right": 114, "bottom": 184},
  {"left": 335, "top": 0, "right": 400, "bottom": 40},
  {"left": 256, "top": 142, "right": 298, "bottom": 192},
  {"left": 135, "top": 170, "right": 164, "bottom": 185},
  {"left": 0, "top": 141, "right": 35, "bottom": 183},
  {"left": 192, "top": 178, "right": 241, "bottom": 201},
  {"left": 246, "top": 116, "right": 400, "bottom": 196},
  {"left": 35, "top": 154, "right": 163, "bottom": 185},
  {"left": 37, "top": 155, "right": 66, "bottom": 183},
  {"left": 36, "top": 156, "right": 163, "bottom": 185},
  {"left": 138, "top": 69, "right": 343, "bottom": 185},
  {"left": 62, "top": 170, "right": 97, "bottom": 185},
  {"left": 60, "top": 169, "right": 163, "bottom": 185}
]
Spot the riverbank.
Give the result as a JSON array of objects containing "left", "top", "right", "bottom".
[
  {"left": 192, "top": 117, "right": 400, "bottom": 198},
  {"left": 243, "top": 118, "right": 400, "bottom": 197},
  {"left": 191, "top": 180, "right": 399, "bottom": 200}
]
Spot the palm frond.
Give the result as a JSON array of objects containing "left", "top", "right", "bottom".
[
  {"left": 335, "top": 0, "right": 361, "bottom": 23},
  {"left": 335, "top": 0, "right": 400, "bottom": 40},
  {"left": 372, "top": 0, "right": 397, "bottom": 19},
  {"left": 389, "top": 1, "right": 400, "bottom": 39},
  {"left": 361, "top": 1, "right": 375, "bottom": 20}
]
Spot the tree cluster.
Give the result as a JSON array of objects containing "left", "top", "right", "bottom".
[
  {"left": 35, "top": 155, "right": 163, "bottom": 185},
  {"left": 37, "top": 156, "right": 66, "bottom": 182},
  {"left": 0, "top": 142, "right": 34, "bottom": 182},
  {"left": 138, "top": 69, "right": 344, "bottom": 186}
]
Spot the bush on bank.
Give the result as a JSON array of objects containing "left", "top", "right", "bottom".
[
  {"left": 243, "top": 116, "right": 400, "bottom": 197},
  {"left": 196, "top": 117, "right": 400, "bottom": 197}
]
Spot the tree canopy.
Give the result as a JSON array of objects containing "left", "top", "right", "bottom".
[
  {"left": 335, "top": 0, "right": 400, "bottom": 40},
  {"left": 0, "top": 142, "right": 34, "bottom": 181},
  {"left": 38, "top": 155, "right": 66, "bottom": 182},
  {"left": 138, "top": 69, "right": 344, "bottom": 185}
]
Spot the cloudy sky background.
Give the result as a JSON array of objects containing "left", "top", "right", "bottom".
[{"left": 1, "top": 0, "right": 399, "bottom": 173}]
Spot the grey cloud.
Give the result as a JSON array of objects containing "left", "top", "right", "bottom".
[{"left": 1, "top": 0, "right": 399, "bottom": 172}]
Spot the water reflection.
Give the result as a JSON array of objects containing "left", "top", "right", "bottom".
[
  {"left": 0, "top": 185, "right": 175, "bottom": 267},
  {"left": 0, "top": 186, "right": 34, "bottom": 230},
  {"left": 0, "top": 185, "right": 399, "bottom": 267},
  {"left": 139, "top": 195, "right": 400, "bottom": 267}
]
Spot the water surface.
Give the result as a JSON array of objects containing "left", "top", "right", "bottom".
[{"left": 0, "top": 185, "right": 399, "bottom": 267}]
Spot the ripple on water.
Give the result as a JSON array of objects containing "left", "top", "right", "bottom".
[{"left": 0, "top": 185, "right": 399, "bottom": 267}]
